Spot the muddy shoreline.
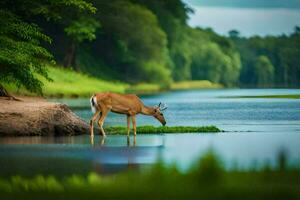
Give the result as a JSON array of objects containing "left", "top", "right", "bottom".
[{"left": 0, "top": 96, "right": 89, "bottom": 136}]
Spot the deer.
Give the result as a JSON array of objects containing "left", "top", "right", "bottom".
[{"left": 89, "top": 92, "right": 167, "bottom": 137}]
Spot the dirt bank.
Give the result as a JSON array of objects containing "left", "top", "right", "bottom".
[{"left": 0, "top": 96, "right": 89, "bottom": 136}]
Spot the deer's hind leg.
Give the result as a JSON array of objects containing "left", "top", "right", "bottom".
[
  {"left": 97, "top": 107, "right": 109, "bottom": 137},
  {"left": 90, "top": 110, "right": 100, "bottom": 137}
]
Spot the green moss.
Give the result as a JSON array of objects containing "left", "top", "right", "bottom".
[{"left": 104, "top": 125, "right": 220, "bottom": 134}]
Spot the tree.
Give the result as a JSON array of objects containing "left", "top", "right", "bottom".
[
  {"left": 93, "top": 0, "right": 172, "bottom": 86},
  {"left": 294, "top": 26, "right": 300, "bottom": 34},
  {"left": 131, "top": 0, "right": 193, "bottom": 81},
  {"left": 228, "top": 30, "right": 240, "bottom": 39},
  {"left": 64, "top": 17, "right": 100, "bottom": 69},
  {"left": 186, "top": 27, "right": 241, "bottom": 86},
  {"left": 254, "top": 55, "right": 274, "bottom": 87}
]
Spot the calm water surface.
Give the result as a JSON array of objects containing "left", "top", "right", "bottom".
[{"left": 1, "top": 89, "right": 300, "bottom": 176}]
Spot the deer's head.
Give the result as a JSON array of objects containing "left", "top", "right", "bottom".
[{"left": 153, "top": 102, "right": 167, "bottom": 126}]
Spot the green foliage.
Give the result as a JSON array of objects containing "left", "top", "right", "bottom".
[
  {"left": 64, "top": 17, "right": 100, "bottom": 43},
  {"left": 104, "top": 125, "right": 220, "bottom": 135},
  {"left": 0, "top": 10, "right": 53, "bottom": 94},
  {"left": 0, "top": 0, "right": 97, "bottom": 95},
  {"left": 93, "top": 0, "right": 172, "bottom": 86},
  {"left": 186, "top": 28, "right": 241, "bottom": 87},
  {"left": 228, "top": 29, "right": 240, "bottom": 39},
  {"left": 254, "top": 55, "right": 274, "bottom": 87}
]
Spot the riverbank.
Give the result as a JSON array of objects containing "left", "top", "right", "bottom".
[
  {"left": 0, "top": 97, "right": 89, "bottom": 136},
  {"left": 4, "top": 66, "right": 221, "bottom": 98}
]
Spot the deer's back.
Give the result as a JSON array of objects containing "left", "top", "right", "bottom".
[{"left": 94, "top": 92, "right": 143, "bottom": 114}]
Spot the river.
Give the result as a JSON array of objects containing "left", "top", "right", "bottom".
[{"left": 0, "top": 89, "right": 300, "bottom": 176}]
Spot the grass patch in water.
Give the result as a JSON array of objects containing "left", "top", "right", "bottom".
[
  {"left": 104, "top": 125, "right": 220, "bottom": 134},
  {"left": 233, "top": 94, "right": 300, "bottom": 99}
]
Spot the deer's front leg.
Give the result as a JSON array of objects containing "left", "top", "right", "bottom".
[
  {"left": 127, "top": 115, "right": 131, "bottom": 136},
  {"left": 132, "top": 115, "right": 137, "bottom": 136}
]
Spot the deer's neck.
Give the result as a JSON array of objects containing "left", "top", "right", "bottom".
[{"left": 141, "top": 105, "right": 155, "bottom": 116}]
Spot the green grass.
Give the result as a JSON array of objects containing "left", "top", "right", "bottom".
[
  {"left": 0, "top": 151, "right": 299, "bottom": 200},
  {"left": 104, "top": 125, "right": 220, "bottom": 134},
  {"left": 5, "top": 66, "right": 129, "bottom": 98},
  {"left": 234, "top": 94, "right": 300, "bottom": 99},
  {"left": 5, "top": 67, "right": 226, "bottom": 98},
  {"left": 171, "top": 80, "right": 223, "bottom": 90}
]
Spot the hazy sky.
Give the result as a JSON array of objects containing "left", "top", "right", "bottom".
[{"left": 183, "top": 0, "right": 300, "bottom": 36}]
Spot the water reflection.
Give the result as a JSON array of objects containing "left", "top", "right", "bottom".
[
  {"left": 127, "top": 136, "right": 136, "bottom": 147},
  {"left": 0, "top": 136, "right": 76, "bottom": 144},
  {"left": 90, "top": 135, "right": 137, "bottom": 147},
  {"left": 90, "top": 135, "right": 106, "bottom": 147}
]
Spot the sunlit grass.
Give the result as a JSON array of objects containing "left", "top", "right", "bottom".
[
  {"left": 42, "top": 67, "right": 128, "bottom": 97},
  {"left": 104, "top": 125, "right": 220, "bottom": 134},
  {"left": 5, "top": 66, "right": 129, "bottom": 97},
  {"left": 171, "top": 80, "right": 223, "bottom": 90},
  {"left": 5, "top": 67, "right": 226, "bottom": 98}
]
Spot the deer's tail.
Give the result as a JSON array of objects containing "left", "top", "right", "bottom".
[{"left": 90, "top": 94, "right": 98, "bottom": 113}]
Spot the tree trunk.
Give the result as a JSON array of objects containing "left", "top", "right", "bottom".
[
  {"left": 64, "top": 41, "right": 77, "bottom": 69},
  {"left": 0, "top": 84, "right": 21, "bottom": 101}
]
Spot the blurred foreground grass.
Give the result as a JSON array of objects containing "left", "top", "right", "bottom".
[
  {"left": 105, "top": 125, "right": 220, "bottom": 134},
  {"left": 0, "top": 151, "right": 299, "bottom": 199}
]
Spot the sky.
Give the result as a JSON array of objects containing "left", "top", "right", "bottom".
[{"left": 183, "top": 0, "right": 300, "bottom": 36}]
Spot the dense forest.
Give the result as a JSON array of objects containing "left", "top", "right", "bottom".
[{"left": 0, "top": 0, "right": 299, "bottom": 96}]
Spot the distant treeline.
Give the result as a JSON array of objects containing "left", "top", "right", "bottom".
[
  {"left": 1, "top": 0, "right": 299, "bottom": 95},
  {"left": 229, "top": 29, "right": 300, "bottom": 87}
]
